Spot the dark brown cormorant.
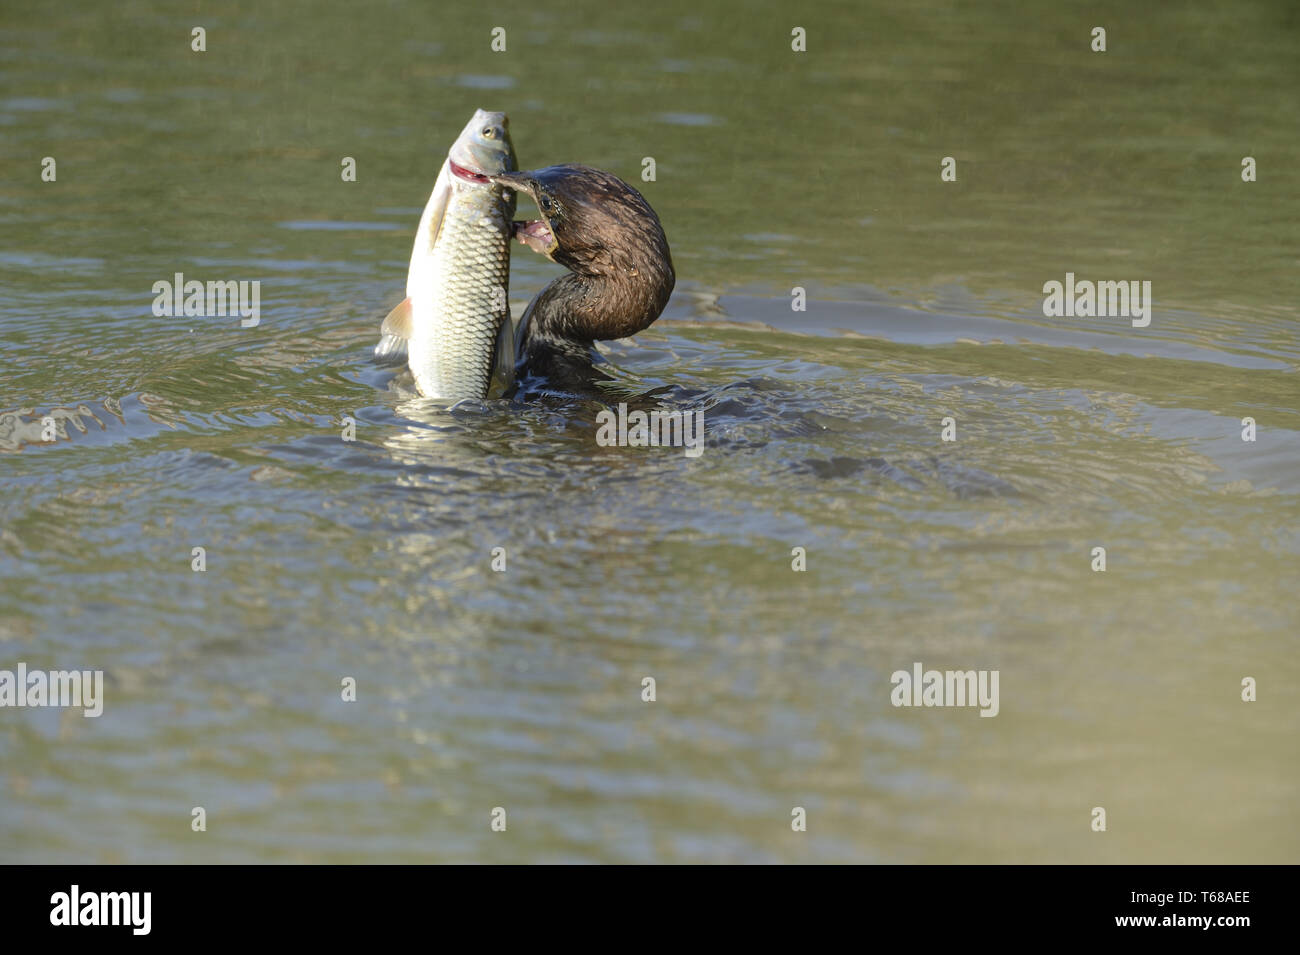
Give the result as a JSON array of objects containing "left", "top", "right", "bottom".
[{"left": 490, "top": 164, "right": 675, "bottom": 391}]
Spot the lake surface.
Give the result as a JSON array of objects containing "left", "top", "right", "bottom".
[{"left": 1, "top": 0, "right": 1297, "bottom": 863}]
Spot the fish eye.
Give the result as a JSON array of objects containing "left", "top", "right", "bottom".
[{"left": 482, "top": 127, "right": 496, "bottom": 138}]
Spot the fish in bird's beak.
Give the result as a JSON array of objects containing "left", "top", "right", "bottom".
[
  {"left": 492, "top": 171, "right": 559, "bottom": 257},
  {"left": 375, "top": 109, "right": 520, "bottom": 400}
]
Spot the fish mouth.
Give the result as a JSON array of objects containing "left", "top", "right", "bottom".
[{"left": 449, "top": 159, "right": 493, "bottom": 185}]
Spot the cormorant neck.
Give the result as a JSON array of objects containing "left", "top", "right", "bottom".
[{"left": 527, "top": 253, "right": 675, "bottom": 351}]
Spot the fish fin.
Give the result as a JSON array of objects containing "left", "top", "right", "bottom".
[
  {"left": 373, "top": 335, "right": 408, "bottom": 365},
  {"left": 380, "top": 296, "right": 413, "bottom": 340},
  {"left": 373, "top": 297, "right": 412, "bottom": 365},
  {"left": 486, "top": 306, "right": 516, "bottom": 398},
  {"left": 406, "top": 162, "right": 453, "bottom": 299}
]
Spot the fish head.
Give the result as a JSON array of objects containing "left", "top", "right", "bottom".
[
  {"left": 492, "top": 164, "right": 669, "bottom": 279},
  {"left": 446, "top": 109, "right": 517, "bottom": 191}
]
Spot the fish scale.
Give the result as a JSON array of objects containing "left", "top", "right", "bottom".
[
  {"left": 409, "top": 197, "right": 512, "bottom": 398},
  {"left": 382, "top": 108, "right": 517, "bottom": 400}
]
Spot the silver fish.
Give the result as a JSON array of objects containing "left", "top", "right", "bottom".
[{"left": 375, "top": 109, "right": 518, "bottom": 399}]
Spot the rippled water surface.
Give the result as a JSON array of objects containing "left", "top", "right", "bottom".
[{"left": 2, "top": 0, "right": 1298, "bottom": 863}]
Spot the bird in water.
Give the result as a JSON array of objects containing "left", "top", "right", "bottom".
[
  {"left": 375, "top": 142, "right": 675, "bottom": 400},
  {"left": 491, "top": 164, "right": 675, "bottom": 395}
]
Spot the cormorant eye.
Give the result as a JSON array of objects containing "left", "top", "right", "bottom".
[{"left": 539, "top": 196, "right": 555, "bottom": 215}]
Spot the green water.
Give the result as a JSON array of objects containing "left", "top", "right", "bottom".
[{"left": 1, "top": 0, "right": 1297, "bottom": 863}]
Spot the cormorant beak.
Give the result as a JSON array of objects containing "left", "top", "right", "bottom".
[
  {"left": 489, "top": 171, "right": 535, "bottom": 199},
  {"left": 491, "top": 172, "right": 558, "bottom": 257}
]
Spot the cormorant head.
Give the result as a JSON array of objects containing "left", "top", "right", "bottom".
[{"left": 491, "top": 164, "right": 672, "bottom": 283}]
